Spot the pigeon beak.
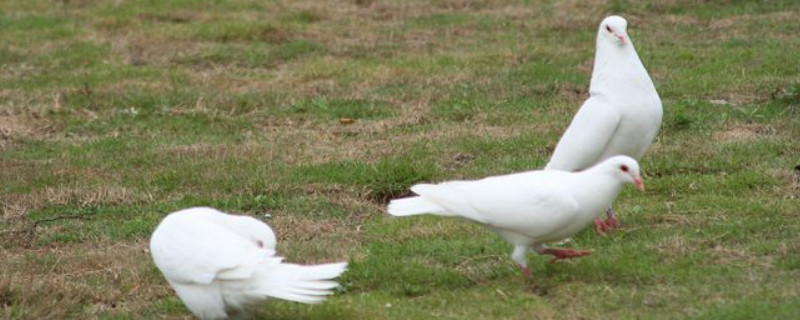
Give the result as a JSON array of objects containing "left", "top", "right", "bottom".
[
  {"left": 617, "top": 34, "right": 627, "bottom": 44},
  {"left": 633, "top": 175, "right": 645, "bottom": 191}
]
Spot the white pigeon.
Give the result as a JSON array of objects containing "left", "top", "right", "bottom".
[
  {"left": 545, "top": 16, "right": 662, "bottom": 232},
  {"left": 388, "top": 156, "right": 645, "bottom": 277},
  {"left": 150, "top": 207, "right": 348, "bottom": 320}
]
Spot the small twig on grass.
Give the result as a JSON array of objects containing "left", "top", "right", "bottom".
[{"left": 13, "top": 214, "right": 93, "bottom": 247}]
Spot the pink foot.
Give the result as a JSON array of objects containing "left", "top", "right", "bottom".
[
  {"left": 594, "top": 218, "right": 611, "bottom": 233},
  {"left": 542, "top": 248, "right": 592, "bottom": 263},
  {"left": 520, "top": 266, "right": 532, "bottom": 278},
  {"left": 594, "top": 209, "right": 620, "bottom": 234}
]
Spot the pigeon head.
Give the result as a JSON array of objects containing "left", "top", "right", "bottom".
[
  {"left": 599, "top": 16, "right": 628, "bottom": 46},
  {"left": 600, "top": 155, "right": 645, "bottom": 191},
  {"left": 228, "top": 216, "right": 277, "bottom": 249}
]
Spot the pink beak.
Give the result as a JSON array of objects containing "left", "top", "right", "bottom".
[
  {"left": 617, "top": 34, "right": 627, "bottom": 44},
  {"left": 633, "top": 175, "right": 645, "bottom": 191}
]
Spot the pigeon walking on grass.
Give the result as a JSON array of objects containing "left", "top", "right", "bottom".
[
  {"left": 388, "top": 156, "right": 645, "bottom": 277},
  {"left": 150, "top": 207, "right": 347, "bottom": 320},
  {"left": 545, "top": 16, "right": 662, "bottom": 233}
]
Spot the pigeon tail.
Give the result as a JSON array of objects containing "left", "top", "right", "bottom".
[
  {"left": 387, "top": 196, "right": 449, "bottom": 216},
  {"left": 242, "top": 261, "right": 348, "bottom": 305}
]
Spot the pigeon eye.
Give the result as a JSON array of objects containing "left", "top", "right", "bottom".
[
  {"left": 605, "top": 25, "right": 613, "bottom": 33},
  {"left": 620, "top": 165, "right": 629, "bottom": 172},
  {"left": 257, "top": 240, "right": 264, "bottom": 248}
]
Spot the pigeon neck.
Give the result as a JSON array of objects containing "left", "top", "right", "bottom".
[
  {"left": 589, "top": 37, "right": 655, "bottom": 96},
  {"left": 573, "top": 168, "right": 626, "bottom": 204}
]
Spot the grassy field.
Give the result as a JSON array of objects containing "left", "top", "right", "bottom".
[{"left": 1, "top": 0, "right": 799, "bottom": 319}]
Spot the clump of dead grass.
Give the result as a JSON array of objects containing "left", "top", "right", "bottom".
[
  {"left": 767, "top": 168, "right": 800, "bottom": 200},
  {"left": 0, "top": 108, "right": 56, "bottom": 150},
  {"left": 712, "top": 123, "right": 775, "bottom": 143}
]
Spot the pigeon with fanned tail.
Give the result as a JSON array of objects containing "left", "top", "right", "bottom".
[
  {"left": 388, "top": 156, "right": 645, "bottom": 277},
  {"left": 150, "top": 207, "right": 347, "bottom": 320},
  {"left": 545, "top": 16, "right": 662, "bottom": 233}
]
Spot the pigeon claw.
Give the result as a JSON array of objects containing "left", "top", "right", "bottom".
[
  {"left": 544, "top": 248, "right": 592, "bottom": 263},
  {"left": 520, "top": 266, "right": 532, "bottom": 278},
  {"left": 594, "top": 218, "right": 618, "bottom": 234},
  {"left": 594, "top": 210, "right": 620, "bottom": 234},
  {"left": 594, "top": 218, "right": 611, "bottom": 234}
]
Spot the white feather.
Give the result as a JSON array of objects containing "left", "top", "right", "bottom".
[
  {"left": 387, "top": 196, "right": 448, "bottom": 216},
  {"left": 546, "top": 15, "right": 662, "bottom": 172},
  {"left": 150, "top": 207, "right": 347, "bottom": 320},
  {"left": 387, "top": 156, "right": 643, "bottom": 269}
]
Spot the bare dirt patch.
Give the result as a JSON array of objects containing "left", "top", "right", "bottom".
[
  {"left": 712, "top": 123, "right": 775, "bottom": 143},
  {"left": 0, "top": 116, "right": 35, "bottom": 139},
  {"left": 0, "top": 111, "right": 54, "bottom": 149}
]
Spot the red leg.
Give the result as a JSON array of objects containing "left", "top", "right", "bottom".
[
  {"left": 594, "top": 218, "right": 610, "bottom": 234},
  {"left": 604, "top": 207, "right": 619, "bottom": 228},
  {"left": 542, "top": 248, "right": 592, "bottom": 263},
  {"left": 520, "top": 266, "right": 532, "bottom": 278},
  {"left": 595, "top": 207, "right": 620, "bottom": 234}
]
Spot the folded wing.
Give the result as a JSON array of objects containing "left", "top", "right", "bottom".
[
  {"left": 546, "top": 97, "right": 622, "bottom": 171},
  {"left": 150, "top": 215, "right": 262, "bottom": 285}
]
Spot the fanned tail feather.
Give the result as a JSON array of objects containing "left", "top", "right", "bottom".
[
  {"left": 252, "top": 262, "right": 347, "bottom": 304},
  {"left": 387, "top": 196, "right": 449, "bottom": 216}
]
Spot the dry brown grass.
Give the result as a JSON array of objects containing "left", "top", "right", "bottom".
[
  {"left": 270, "top": 214, "right": 364, "bottom": 263},
  {"left": 1, "top": 185, "right": 150, "bottom": 219},
  {"left": 1, "top": 239, "right": 164, "bottom": 319},
  {"left": 0, "top": 100, "right": 59, "bottom": 150},
  {"left": 2, "top": 0, "right": 799, "bottom": 318},
  {"left": 712, "top": 122, "right": 776, "bottom": 143}
]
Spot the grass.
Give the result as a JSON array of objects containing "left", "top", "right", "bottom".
[{"left": 2, "top": 0, "right": 800, "bottom": 319}]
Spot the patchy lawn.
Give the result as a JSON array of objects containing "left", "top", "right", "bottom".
[{"left": 2, "top": 0, "right": 799, "bottom": 319}]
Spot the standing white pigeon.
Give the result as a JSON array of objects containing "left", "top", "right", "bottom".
[
  {"left": 150, "top": 207, "right": 348, "bottom": 320},
  {"left": 545, "top": 16, "right": 662, "bottom": 232},
  {"left": 388, "top": 156, "right": 645, "bottom": 277}
]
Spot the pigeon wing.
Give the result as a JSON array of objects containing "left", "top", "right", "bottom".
[
  {"left": 546, "top": 97, "right": 622, "bottom": 171},
  {"left": 458, "top": 172, "right": 581, "bottom": 234},
  {"left": 412, "top": 171, "right": 580, "bottom": 234},
  {"left": 150, "top": 216, "right": 262, "bottom": 285}
]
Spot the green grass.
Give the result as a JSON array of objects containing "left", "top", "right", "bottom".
[{"left": 2, "top": 0, "right": 800, "bottom": 319}]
